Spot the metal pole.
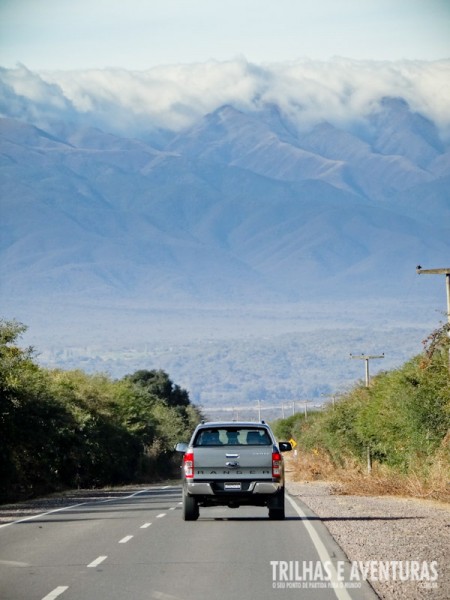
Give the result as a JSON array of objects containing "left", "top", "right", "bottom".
[
  {"left": 350, "top": 353, "right": 384, "bottom": 474},
  {"left": 350, "top": 353, "right": 385, "bottom": 387},
  {"left": 446, "top": 272, "right": 450, "bottom": 324},
  {"left": 321, "top": 393, "right": 337, "bottom": 409},
  {"left": 258, "top": 399, "right": 261, "bottom": 421},
  {"left": 304, "top": 400, "right": 308, "bottom": 420},
  {"left": 416, "top": 267, "right": 450, "bottom": 371},
  {"left": 445, "top": 273, "right": 450, "bottom": 371}
]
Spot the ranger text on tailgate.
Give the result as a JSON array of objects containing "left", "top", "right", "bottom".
[{"left": 175, "top": 421, "right": 292, "bottom": 521}]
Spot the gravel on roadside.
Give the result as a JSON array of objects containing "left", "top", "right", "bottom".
[{"left": 286, "top": 480, "right": 449, "bottom": 600}]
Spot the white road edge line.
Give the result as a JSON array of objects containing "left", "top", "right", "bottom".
[
  {"left": 41, "top": 586, "right": 69, "bottom": 600},
  {"left": 140, "top": 522, "right": 152, "bottom": 528},
  {"left": 0, "top": 560, "right": 29, "bottom": 567},
  {"left": 0, "top": 488, "right": 155, "bottom": 529},
  {"left": 0, "top": 503, "right": 86, "bottom": 530},
  {"left": 286, "top": 495, "right": 352, "bottom": 600},
  {"left": 87, "top": 555, "right": 107, "bottom": 568},
  {"left": 119, "top": 535, "right": 134, "bottom": 544},
  {"left": 128, "top": 488, "right": 151, "bottom": 497}
]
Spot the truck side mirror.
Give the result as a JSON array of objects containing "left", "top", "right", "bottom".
[
  {"left": 175, "top": 442, "right": 188, "bottom": 453},
  {"left": 279, "top": 442, "right": 292, "bottom": 452}
]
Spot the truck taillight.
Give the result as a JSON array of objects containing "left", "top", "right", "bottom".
[
  {"left": 272, "top": 452, "right": 282, "bottom": 478},
  {"left": 183, "top": 452, "right": 194, "bottom": 478}
]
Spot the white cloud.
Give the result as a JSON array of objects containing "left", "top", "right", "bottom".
[
  {"left": 1, "top": 58, "right": 449, "bottom": 140},
  {"left": 0, "top": 64, "right": 77, "bottom": 129}
]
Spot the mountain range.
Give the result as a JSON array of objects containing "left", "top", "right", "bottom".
[
  {"left": 1, "top": 97, "right": 449, "bottom": 314},
  {"left": 1, "top": 93, "right": 449, "bottom": 401}
]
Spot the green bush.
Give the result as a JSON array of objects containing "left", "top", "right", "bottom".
[
  {"left": 0, "top": 320, "right": 202, "bottom": 501},
  {"left": 273, "top": 325, "right": 450, "bottom": 479}
]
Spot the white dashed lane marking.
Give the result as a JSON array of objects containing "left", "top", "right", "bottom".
[
  {"left": 9, "top": 487, "right": 182, "bottom": 600},
  {"left": 87, "top": 556, "right": 108, "bottom": 568},
  {"left": 41, "top": 586, "right": 68, "bottom": 600},
  {"left": 118, "top": 535, "right": 134, "bottom": 544}
]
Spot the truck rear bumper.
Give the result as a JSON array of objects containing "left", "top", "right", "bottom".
[{"left": 186, "top": 481, "right": 282, "bottom": 495}]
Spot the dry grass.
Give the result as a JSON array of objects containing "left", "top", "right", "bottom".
[
  {"left": 286, "top": 449, "right": 336, "bottom": 482},
  {"left": 287, "top": 448, "right": 450, "bottom": 504}
]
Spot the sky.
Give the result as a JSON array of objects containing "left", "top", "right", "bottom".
[
  {"left": 0, "top": 1, "right": 449, "bottom": 141},
  {"left": 1, "top": 0, "right": 450, "bottom": 70}
]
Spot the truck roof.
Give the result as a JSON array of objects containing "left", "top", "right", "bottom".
[{"left": 196, "top": 421, "right": 270, "bottom": 428}]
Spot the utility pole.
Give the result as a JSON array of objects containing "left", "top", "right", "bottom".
[
  {"left": 350, "top": 353, "right": 384, "bottom": 475},
  {"left": 350, "top": 353, "right": 385, "bottom": 387},
  {"left": 416, "top": 266, "right": 450, "bottom": 371},
  {"left": 304, "top": 399, "right": 308, "bottom": 420},
  {"left": 321, "top": 393, "right": 337, "bottom": 409},
  {"left": 257, "top": 399, "right": 261, "bottom": 421}
]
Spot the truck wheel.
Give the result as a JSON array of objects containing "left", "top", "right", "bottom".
[
  {"left": 182, "top": 491, "right": 199, "bottom": 521},
  {"left": 268, "top": 507, "right": 285, "bottom": 519},
  {"left": 268, "top": 488, "right": 285, "bottom": 519}
]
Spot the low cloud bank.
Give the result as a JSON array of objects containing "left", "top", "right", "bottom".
[{"left": 1, "top": 58, "right": 449, "bottom": 139}]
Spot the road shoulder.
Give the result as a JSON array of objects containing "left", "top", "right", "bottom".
[{"left": 286, "top": 481, "right": 449, "bottom": 599}]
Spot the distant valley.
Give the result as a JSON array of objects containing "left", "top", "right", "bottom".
[{"left": 1, "top": 83, "right": 449, "bottom": 406}]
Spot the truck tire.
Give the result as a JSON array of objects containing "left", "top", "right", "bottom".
[
  {"left": 268, "top": 506, "right": 285, "bottom": 519},
  {"left": 182, "top": 491, "right": 199, "bottom": 521},
  {"left": 268, "top": 488, "right": 285, "bottom": 519}
]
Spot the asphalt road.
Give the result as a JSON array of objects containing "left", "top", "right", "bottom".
[{"left": 0, "top": 486, "right": 376, "bottom": 600}]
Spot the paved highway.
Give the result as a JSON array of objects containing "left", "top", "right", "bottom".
[{"left": 0, "top": 486, "right": 376, "bottom": 600}]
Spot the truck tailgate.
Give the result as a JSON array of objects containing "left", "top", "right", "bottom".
[{"left": 193, "top": 447, "right": 273, "bottom": 479}]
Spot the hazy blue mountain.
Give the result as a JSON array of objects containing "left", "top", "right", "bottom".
[
  {"left": 2, "top": 96, "right": 449, "bottom": 404},
  {"left": 1, "top": 97, "right": 449, "bottom": 315}
]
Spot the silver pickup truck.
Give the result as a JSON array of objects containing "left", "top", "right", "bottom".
[{"left": 175, "top": 421, "right": 292, "bottom": 520}]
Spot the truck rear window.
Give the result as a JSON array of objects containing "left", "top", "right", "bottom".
[{"left": 194, "top": 428, "right": 271, "bottom": 447}]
